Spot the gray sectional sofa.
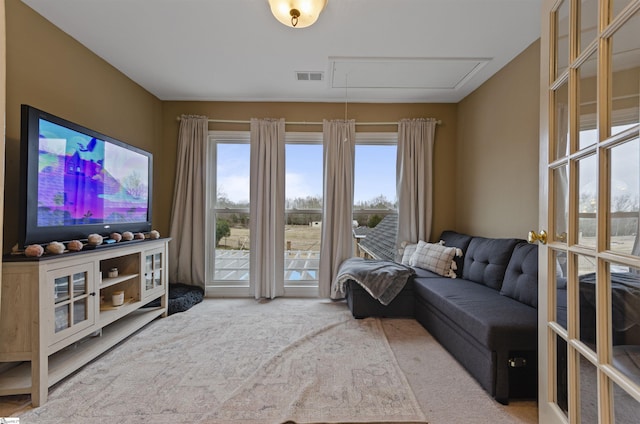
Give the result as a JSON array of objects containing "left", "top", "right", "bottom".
[{"left": 345, "top": 230, "right": 539, "bottom": 404}]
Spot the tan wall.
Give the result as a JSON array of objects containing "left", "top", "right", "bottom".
[
  {"left": 4, "top": 0, "right": 541, "bottom": 250},
  {"left": 160, "top": 102, "right": 458, "bottom": 243},
  {"left": 3, "top": 0, "right": 163, "bottom": 252},
  {"left": 456, "top": 40, "right": 541, "bottom": 238}
]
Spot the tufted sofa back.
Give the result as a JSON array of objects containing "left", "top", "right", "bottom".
[{"left": 462, "top": 236, "right": 524, "bottom": 290}]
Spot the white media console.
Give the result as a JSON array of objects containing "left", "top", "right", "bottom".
[{"left": 0, "top": 238, "right": 169, "bottom": 406}]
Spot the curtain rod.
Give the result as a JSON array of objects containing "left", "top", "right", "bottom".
[{"left": 176, "top": 117, "right": 442, "bottom": 126}]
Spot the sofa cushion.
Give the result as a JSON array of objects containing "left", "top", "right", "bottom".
[
  {"left": 413, "top": 276, "right": 537, "bottom": 350},
  {"left": 463, "top": 237, "right": 523, "bottom": 290},
  {"left": 500, "top": 243, "right": 539, "bottom": 308},
  {"left": 440, "top": 231, "right": 473, "bottom": 275},
  {"left": 409, "top": 241, "right": 459, "bottom": 277}
]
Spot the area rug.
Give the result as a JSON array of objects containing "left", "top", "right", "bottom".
[{"left": 17, "top": 299, "right": 427, "bottom": 424}]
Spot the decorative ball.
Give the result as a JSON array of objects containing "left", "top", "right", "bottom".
[
  {"left": 67, "top": 240, "right": 84, "bottom": 251},
  {"left": 122, "top": 231, "right": 134, "bottom": 241},
  {"left": 149, "top": 230, "right": 160, "bottom": 239},
  {"left": 87, "top": 233, "right": 104, "bottom": 246},
  {"left": 134, "top": 232, "right": 145, "bottom": 240},
  {"left": 110, "top": 232, "right": 122, "bottom": 242},
  {"left": 46, "top": 241, "right": 66, "bottom": 255},
  {"left": 25, "top": 244, "right": 44, "bottom": 257}
]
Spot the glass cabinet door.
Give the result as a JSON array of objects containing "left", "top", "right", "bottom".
[
  {"left": 143, "top": 248, "right": 165, "bottom": 298},
  {"left": 49, "top": 265, "right": 95, "bottom": 343}
]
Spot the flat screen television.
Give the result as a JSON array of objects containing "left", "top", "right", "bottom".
[{"left": 19, "top": 105, "right": 153, "bottom": 247}]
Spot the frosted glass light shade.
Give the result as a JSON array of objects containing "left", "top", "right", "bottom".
[{"left": 268, "top": 0, "right": 328, "bottom": 28}]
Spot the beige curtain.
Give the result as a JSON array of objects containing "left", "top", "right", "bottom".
[
  {"left": 168, "top": 115, "right": 208, "bottom": 288},
  {"left": 250, "top": 118, "right": 286, "bottom": 299},
  {"left": 321, "top": 119, "right": 356, "bottom": 299},
  {"left": 396, "top": 118, "right": 437, "bottom": 258}
]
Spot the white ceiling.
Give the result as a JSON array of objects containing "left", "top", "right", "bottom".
[{"left": 21, "top": 0, "right": 542, "bottom": 103}]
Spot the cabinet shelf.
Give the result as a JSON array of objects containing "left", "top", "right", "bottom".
[{"left": 100, "top": 273, "right": 139, "bottom": 289}]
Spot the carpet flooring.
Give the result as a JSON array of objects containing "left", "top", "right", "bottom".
[{"left": 1, "top": 298, "right": 537, "bottom": 423}]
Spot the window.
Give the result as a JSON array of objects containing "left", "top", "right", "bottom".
[{"left": 353, "top": 136, "right": 397, "bottom": 220}]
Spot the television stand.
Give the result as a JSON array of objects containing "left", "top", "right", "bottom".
[{"left": 0, "top": 238, "right": 170, "bottom": 406}]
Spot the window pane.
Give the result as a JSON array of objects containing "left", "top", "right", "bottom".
[
  {"left": 611, "top": 9, "right": 640, "bottom": 137},
  {"left": 285, "top": 144, "right": 322, "bottom": 285},
  {"left": 609, "top": 138, "right": 640, "bottom": 255},
  {"left": 214, "top": 143, "right": 250, "bottom": 285},
  {"left": 354, "top": 144, "right": 397, "bottom": 227}
]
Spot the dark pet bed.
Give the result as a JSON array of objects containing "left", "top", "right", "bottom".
[{"left": 144, "top": 283, "right": 204, "bottom": 315}]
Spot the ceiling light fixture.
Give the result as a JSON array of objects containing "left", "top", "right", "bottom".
[{"left": 268, "top": 0, "right": 328, "bottom": 28}]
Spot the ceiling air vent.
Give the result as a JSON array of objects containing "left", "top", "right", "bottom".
[{"left": 296, "top": 71, "right": 324, "bottom": 81}]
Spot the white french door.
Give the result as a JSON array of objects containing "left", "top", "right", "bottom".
[{"left": 538, "top": 0, "right": 640, "bottom": 422}]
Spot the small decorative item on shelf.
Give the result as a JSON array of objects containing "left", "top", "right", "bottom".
[
  {"left": 67, "top": 240, "right": 84, "bottom": 252},
  {"left": 134, "top": 232, "right": 145, "bottom": 240},
  {"left": 111, "top": 290, "right": 125, "bottom": 307},
  {"left": 87, "top": 233, "right": 104, "bottom": 246},
  {"left": 110, "top": 232, "right": 122, "bottom": 242},
  {"left": 24, "top": 244, "right": 44, "bottom": 257},
  {"left": 122, "top": 231, "right": 134, "bottom": 241},
  {"left": 46, "top": 241, "right": 65, "bottom": 255},
  {"left": 108, "top": 267, "right": 118, "bottom": 278},
  {"left": 149, "top": 230, "right": 160, "bottom": 239}
]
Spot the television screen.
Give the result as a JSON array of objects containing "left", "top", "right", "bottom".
[{"left": 20, "top": 105, "right": 153, "bottom": 247}]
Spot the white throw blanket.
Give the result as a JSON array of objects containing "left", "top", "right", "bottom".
[{"left": 331, "top": 257, "right": 416, "bottom": 305}]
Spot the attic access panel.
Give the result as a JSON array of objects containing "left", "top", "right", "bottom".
[{"left": 329, "top": 57, "right": 490, "bottom": 90}]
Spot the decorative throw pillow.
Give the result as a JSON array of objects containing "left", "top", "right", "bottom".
[
  {"left": 409, "top": 240, "right": 462, "bottom": 278},
  {"left": 400, "top": 242, "right": 418, "bottom": 265}
]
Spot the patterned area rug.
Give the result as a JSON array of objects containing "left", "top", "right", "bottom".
[{"left": 17, "top": 299, "right": 427, "bottom": 424}]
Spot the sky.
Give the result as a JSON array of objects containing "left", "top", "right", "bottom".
[{"left": 216, "top": 143, "right": 397, "bottom": 205}]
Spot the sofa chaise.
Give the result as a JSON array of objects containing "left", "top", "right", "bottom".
[{"left": 345, "top": 230, "right": 539, "bottom": 404}]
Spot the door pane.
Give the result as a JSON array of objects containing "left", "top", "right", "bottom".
[
  {"left": 214, "top": 143, "right": 250, "bottom": 284},
  {"left": 613, "top": 379, "right": 640, "bottom": 422},
  {"left": 554, "top": 165, "right": 569, "bottom": 243},
  {"left": 613, "top": 0, "right": 635, "bottom": 20},
  {"left": 554, "top": 82, "right": 570, "bottom": 160},
  {"left": 555, "top": 0, "right": 571, "bottom": 79},
  {"left": 555, "top": 249, "right": 569, "bottom": 331},
  {"left": 579, "top": 354, "right": 598, "bottom": 423},
  {"left": 577, "top": 255, "right": 597, "bottom": 350},
  {"left": 578, "top": 155, "right": 597, "bottom": 248},
  {"left": 557, "top": 335, "right": 569, "bottom": 416},
  {"left": 611, "top": 9, "right": 640, "bottom": 137},
  {"left": 579, "top": 0, "right": 598, "bottom": 54},
  {"left": 609, "top": 138, "right": 640, "bottom": 255},
  {"left": 609, "top": 263, "right": 640, "bottom": 356},
  {"left": 578, "top": 50, "right": 598, "bottom": 150},
  {"left": 284, "top": 143, "right": 322, "bottom": 285}
]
